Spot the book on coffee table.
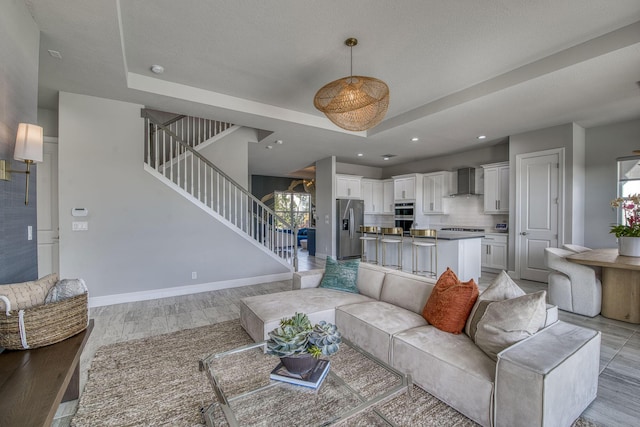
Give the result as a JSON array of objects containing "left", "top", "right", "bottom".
[{"left": 270, "top": 359, "right": 330, "bottom": 389}]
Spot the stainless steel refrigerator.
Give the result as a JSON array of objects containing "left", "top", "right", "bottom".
[{"left": 336, "top": 199, "right": 364, "bottom": 259}]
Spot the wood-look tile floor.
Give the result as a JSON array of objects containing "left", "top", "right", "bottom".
[{"left": 53, "top": 254, "right": 636, "bottom": 426}]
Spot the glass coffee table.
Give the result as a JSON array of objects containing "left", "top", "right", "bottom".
[{"left": 199, "top": 338, "right": 411, "bottom": 426}]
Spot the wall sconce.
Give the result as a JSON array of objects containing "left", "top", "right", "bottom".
[{"left": 0, "top": 123, "right": 44, "bottom": 205}]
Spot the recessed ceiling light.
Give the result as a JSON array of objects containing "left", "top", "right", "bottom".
[
  {"left": 357, "top": 153, "right": 364, "bottom": 157},
  {"left": 411, "top": 137, "right": 419, "bottom": 142},
  {"left": 477, "top": 135, "right": 487, "bottom": 140},
  {"left": 150, "top": 64, "right": 165, "bottom": 74},
  {"left": 276, "top": 140, "right": 283, "bottom": 145},
  {"left": 383, "top": 157, "right": 390, "bottom": 161},
  {"left": 266, "top": 145, "right": 273, "bottom": 149},
  {"left": 48, "top": 50, "right": 62, "bottom": 59}
]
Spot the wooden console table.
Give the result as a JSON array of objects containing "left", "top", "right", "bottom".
[
  {"left": 567, "top": 249, "right": 640, "bottom": 323},
  {"left": 0, "top": 319, "right": 94, "bottom": 426}
]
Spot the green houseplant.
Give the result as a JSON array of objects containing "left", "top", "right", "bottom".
[
  {"left": 266, "top": 312, "right": 341, "bottom": 374},
  {"left": 610, "top": 194, "right": 640, "bottom": 256}
]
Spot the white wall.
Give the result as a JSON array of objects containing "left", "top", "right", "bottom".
[
  {"left": 199, "top": 126, "right": 255, "bottom": 188},
  {"left": 571, "top": 124, "right": 586, "bottom": 246},
  {"left": 58, "top": 92, "right": 289, "bottom": 299},
  {"left": 584, "top": 118, "right": 640, "bottom": 248}
]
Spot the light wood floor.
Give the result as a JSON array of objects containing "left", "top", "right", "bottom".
[{"left": 53, "top": 251, "right": 637, "bottom": 426}]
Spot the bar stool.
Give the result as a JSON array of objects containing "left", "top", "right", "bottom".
[
  {"left": 411, "top": 229, "right": 437, "bottom": 278},
  {"left": 359, "top": 226, "right": 379, "bottom": 264},
  {"left": 380, "top": 227, "right": 404, "bottom": 270}
]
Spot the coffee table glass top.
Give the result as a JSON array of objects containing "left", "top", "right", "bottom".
[{"left": 199, "top": 338, "right": 410, "bottom": 426}]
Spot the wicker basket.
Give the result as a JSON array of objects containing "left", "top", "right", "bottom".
[{"left": 0, "top": 292, "right": 88, "bottom": 350}]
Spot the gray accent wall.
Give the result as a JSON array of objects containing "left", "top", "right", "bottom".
[
  {"left": 0, "top": 2, "right": 40, "bottom": 283},
  {"left": 58, "top": 92, "right": 289, "bottom": 299},
  {"left": 315, "top": 156, "right": 335, "bottom": 258},
  {"left": 508, "top": 123, "right": 585, "bottom": 272},
  {"left": 382, "top": 143, "right": 509, "bottom": 178},
  {"left": 584, "top": 118, "right": 640, "bottom": 249},
  {"left": 37, "top": 108, "right": 59, "bottom": 137}
]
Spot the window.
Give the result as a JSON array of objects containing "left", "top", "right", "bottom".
[
  {"left": 274, "top": 191, "right": 310, "bottom": 229},
  {"left": 616, "top": 156, "right": 640, "bottom": 223}
]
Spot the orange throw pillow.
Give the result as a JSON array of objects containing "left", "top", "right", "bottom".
[{"left": 422, "top": 268, "right": 479, "bottom": 334}]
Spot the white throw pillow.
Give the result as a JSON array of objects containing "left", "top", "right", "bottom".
[
  {"left": 465, "top": 270, "right": 525, "bottom": 337},
  {"left": 472, "top": 290, "right": 547, "bottom": 361}
]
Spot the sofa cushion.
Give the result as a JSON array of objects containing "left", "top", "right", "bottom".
[
  {"left": 356, "top": 263, "right": 388, "bottom": 300},
  {"left": 336, "top": 301, "right": 427, "bottom": 364},
  {"left": 319, "top": 257, "right": 359, "bottom": 294},
  {"left": 422, "top": 268, "right": 479, "bottom": 334},
  {"left": 0, "top": 273, "right": 59, "bottom": 311},
  {"left": 239, "top": 288, "right": 374, "bottom": 342},
  {"left": 379, "top": 270, "right": 434, "bottom": 314},
  {"left": 472, "top": 290, "right": 547, "bottom": 361},
  {"left": 392, "top": 325, "right": 496, "bottom": 426},
  {"left": 465, "top": 270, "right": 526, "bottom": 337}
]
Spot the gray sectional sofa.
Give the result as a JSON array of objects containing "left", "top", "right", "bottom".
[{"left": 239, "top": 262, "right": 600, "bottom": 427}]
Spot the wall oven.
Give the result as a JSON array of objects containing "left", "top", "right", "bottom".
[{"left": 394, "top": 202, "right": 415, "bottom": 234}]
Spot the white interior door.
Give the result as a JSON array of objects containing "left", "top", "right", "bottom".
[
  {"left": 516, "top": 149, "right": 563, "bottom": 282},
  {"left": 37, "top": 140, "right": 59, "bottom": 277}
]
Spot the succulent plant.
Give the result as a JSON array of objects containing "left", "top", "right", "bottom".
[
  {"left": 265, "top": 313, "right": 341, "bottom": 358},
  {"left": 308, "top": 320, "right": 342, "bottom": 356}
]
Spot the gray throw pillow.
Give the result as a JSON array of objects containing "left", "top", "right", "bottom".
[
  {"left": 471, "top": 290, "right": 547, "bottom": 361},
  {"left": 45, "top": 278, "right": 88, "bottom": 304},
  {"left": 319, "top": 257, "right": 360, "bottom": 294},
  {"left": 465, "top": 270, "right": 525, "bottom": 337}
]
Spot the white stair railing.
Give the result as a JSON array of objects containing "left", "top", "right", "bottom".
[{"left": 142, "top": 110, "right": 298, "bottom": 269}]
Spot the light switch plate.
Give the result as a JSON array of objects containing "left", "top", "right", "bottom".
[{"left": 72, "top": 221, "right": 89, "bottom": 231}]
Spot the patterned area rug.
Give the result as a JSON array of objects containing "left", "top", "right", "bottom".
[{"left": 72, "top": 319, "right": 598, "bottom": 426}]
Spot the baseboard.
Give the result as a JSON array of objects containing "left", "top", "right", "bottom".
[{"left": 88, "top": 272, "right": 293, "bottom": 308}]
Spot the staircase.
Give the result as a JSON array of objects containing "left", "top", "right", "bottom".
[{"left": 141, "top": 109, "right": 298, "bottom": 270}]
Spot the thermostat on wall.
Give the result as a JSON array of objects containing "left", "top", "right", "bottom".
[{"left": 71, "top": 208, "right": 89, "bottom": 217}]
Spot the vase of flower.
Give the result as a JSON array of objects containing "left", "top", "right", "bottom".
[
  {"left": 618, "top": 236, "right": 640, "bottom": 257},
  {"left": 610, "top": 195, "right": 640, "bottom": 257}
]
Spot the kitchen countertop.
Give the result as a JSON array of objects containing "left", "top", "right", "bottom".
[{"left": 416, "top": 230, "right": 485, "bottom": 240}]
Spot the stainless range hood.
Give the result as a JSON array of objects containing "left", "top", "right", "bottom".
[{"left": 450, "top": 167, "right": 480, "bottom": 196}]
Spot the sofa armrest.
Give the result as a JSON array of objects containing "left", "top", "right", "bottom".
[
  {"left": 292, "top": 269, "right": 325, "bottom": 289},
  {"left": 494, "top": 321, "right": 600, "bottom": 427}
]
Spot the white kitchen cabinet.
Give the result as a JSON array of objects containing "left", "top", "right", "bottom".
[
  {"left": 481, "top": 233, "right": 508, "bottom": 271},
  {"left": 482, "top": 162, "right": 509, "bottom": 213},
  {"left": 422, "top": 171, "right": 451, "bottom": 214},
  {"left": 336, "top": 174, "right": 362, "bottom": 199},
  {"left": 361, "top": 179, "right": 384, "bottom": 213},
  {"left": 382, "top": 180, "right": 394, "bottom": 214},
  {"left": 393, "top": 175, "right": 417, "bottom": 201}
]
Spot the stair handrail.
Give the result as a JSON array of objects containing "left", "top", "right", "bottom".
[{"left": 142, "top": 110, "right": 298, "bottom": 268}]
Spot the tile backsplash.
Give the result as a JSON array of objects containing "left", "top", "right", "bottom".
[
  {"left": 364, "top": 196, "right": 508, "bottom": 230},
  {"left": 431, "top": 196, "right": 508, "bottom": 229}
]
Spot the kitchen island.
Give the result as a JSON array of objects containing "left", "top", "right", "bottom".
[{"left": 364, "top": 230, "right": 483, "bottom": 282}]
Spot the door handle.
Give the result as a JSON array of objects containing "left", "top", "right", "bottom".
[{"left": 520, "top": 232, "right": 528, "bottom": 236}]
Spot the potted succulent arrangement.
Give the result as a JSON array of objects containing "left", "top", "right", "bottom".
[{"left": 266, "top": 312, "right": 341, "bottom": 374}]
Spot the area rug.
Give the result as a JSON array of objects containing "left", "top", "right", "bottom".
[{"left": 72, "top": 319, "right": 598, "bottom": 426}]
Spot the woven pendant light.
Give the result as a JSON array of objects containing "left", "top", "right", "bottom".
[{"left": 314, "top": 38, "right": 389, "bottom": 132}]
